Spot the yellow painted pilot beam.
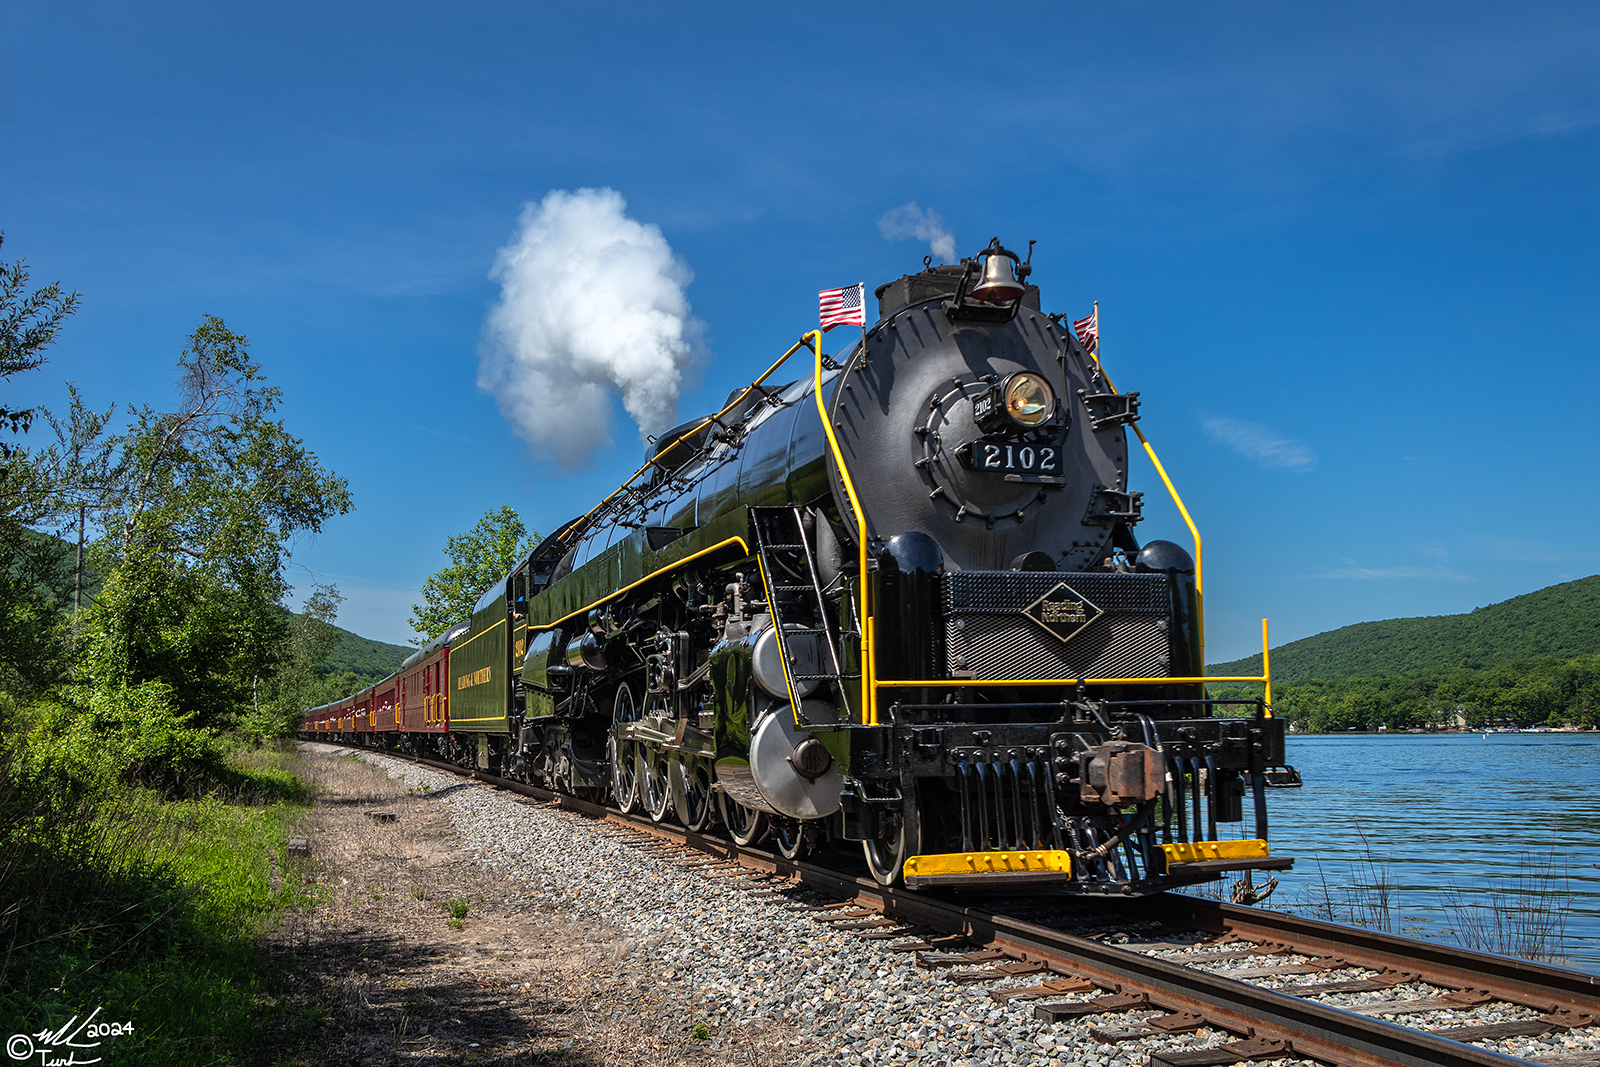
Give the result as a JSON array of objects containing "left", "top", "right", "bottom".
[
  {"left": 1160, "top": 839, "right": 1269, "bottom": 864},
  {"left": 903, "top": 850, "right": 1073, "bottom": 878}
]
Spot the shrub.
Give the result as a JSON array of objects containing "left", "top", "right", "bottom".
[{"left": 19, "top": 681, "right": 224, "bottom": 795}]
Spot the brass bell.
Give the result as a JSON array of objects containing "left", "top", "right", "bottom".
[{"left": 969, "top": 241, "right": 1026, "bottom": 304}]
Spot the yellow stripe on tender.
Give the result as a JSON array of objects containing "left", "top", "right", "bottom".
[
  {"left": 903, "top": 850, "right": 1073, "bottom": 878},
  {"left": 1161, "top": 839, "right": 1270, "bottom": 864}
]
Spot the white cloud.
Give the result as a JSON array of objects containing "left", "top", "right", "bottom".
[
  {"left": 1316, "top": 564, "right": 1471, "bottom": 582},
  {"left": 1201, "top": 415, "right": 1316, "bottom": 471}
]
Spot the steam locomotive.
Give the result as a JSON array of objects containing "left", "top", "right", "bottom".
[{"left": 303, "top": 239, "right": 1291, "bottom": 893}]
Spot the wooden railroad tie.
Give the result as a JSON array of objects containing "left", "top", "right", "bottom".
[
  {"left": 1430, "top": 1009, "right": 1600, "bottom": 1044},
  {"left": 1271, "top": 970, "right": 1417, "bottom": 997},
  {"left": 1090, "top": 1011, "right": 1208, "bottom": 1045},
  {"left": 1523, "top": 1052, "right": 1600, "bottom": 1067},
  {"left": 1033, "top": 990, "right": 1149, "bottom": 1023},
  {"left": 856, "top": 926, "right": 934, "bottom": 941},
  {"left": 1149, "top": 1036, "right": 1292, "bottom": 1067},
  {"left": 991, "top": 976, "right": 1097, "bottom": 1003},
  {"left": 1226, "top": 957, "right": 1349, "bottom": 979},
  {"left": 1121, "top": 939, "right": 1214, "bottom": 954},
  {"left": 813, "top": 909, "right": 877, "bottom": 924},
  {"left": 943, "top": 960, "right": 1053, "bottom": 984},
  {"left": 883, "top": 935, "right": 969, "bottom": 953},
  {"left": 916, "top": 949, "right": 1009, "bottom": 968},
  {"left": 1350, "top": 988, "right": 1494, "bottom": 1017}
]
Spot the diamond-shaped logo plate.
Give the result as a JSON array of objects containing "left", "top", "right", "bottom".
[{"left": 1022, "top": 582, "right": 1104, "bottom": 645}]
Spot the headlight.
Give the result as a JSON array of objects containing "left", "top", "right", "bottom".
[
  {"left": 971, "top": 371, "right": 1058, "bottom": 435},
  {"left": 1003, "top": 373, "right": 1053, "bottom": 428}
]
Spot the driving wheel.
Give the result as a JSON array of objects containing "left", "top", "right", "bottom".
[
  {"left": 863, "top": 784, "right": 922, "bottom": 887},
  {"left": 608, "top": 683, "right": 641, "bottom": 813}
]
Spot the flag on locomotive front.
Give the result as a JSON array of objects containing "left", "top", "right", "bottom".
[
  {"left": 819, "top": 283, "right": 866, "bottom": 332},
  {"left": 1073, "top": 304, "right": 1099, "bottom": 354}
]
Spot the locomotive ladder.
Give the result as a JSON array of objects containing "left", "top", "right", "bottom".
[{"left": 749, "top": 507, "right": 858, "bottom": 718}]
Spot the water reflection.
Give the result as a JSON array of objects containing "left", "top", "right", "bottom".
[{"left": 1258, "top": 733, "right": 1600, "bottom": 972}]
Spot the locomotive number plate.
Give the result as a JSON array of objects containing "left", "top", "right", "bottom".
[{"left": 960, "top": 438, "right": 1063, "bottom": 475}]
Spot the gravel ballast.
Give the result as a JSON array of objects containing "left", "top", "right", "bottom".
[{"left": 341, "top": 748, "right": 1598, "bottom": 1066}]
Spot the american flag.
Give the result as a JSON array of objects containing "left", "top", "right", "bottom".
[
  {"left": 1072, "top": 305, "right": 1099, "bottom": 353},
  {"left": 819, "top": 283, "right": 866, "bottom": 332}
]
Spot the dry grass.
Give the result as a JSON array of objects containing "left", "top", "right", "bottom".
[
  {"left": 1439, "top": 848, "right": 1574, "bottom": 964},
  {"left": 1288, "top": 828, "right": 1396, "bottom": 933},
  {"left": 266, "top": 745, "right": 809, "bottom": 1066}
]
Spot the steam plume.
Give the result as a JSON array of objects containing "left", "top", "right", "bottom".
[
  {"left": 877, "top": 202, "right": 957, "bottom": 262},
  {"left": 480, "top": 188, "right": 703, "bottom": 470}
]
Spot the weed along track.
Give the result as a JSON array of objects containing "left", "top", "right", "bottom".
[{"left": 306, "top": 741, "right": 1600, "bottom": 1067}]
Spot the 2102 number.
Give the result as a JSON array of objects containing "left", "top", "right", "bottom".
[{"left": 967, "top": 439, "right": 1061, "bottom": 474}]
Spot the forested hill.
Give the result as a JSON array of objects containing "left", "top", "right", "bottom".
[
  {"left": 1209, "top": 574, "right": 1600, "bottom": 683},
  {"left": 320, "top": 625, "right": 412, "bottom": 682}
]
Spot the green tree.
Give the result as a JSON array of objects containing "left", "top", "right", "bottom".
[
  {"left": 410, "top": 505, "right": 539, "bottom": 641},
  {"left": 0, "top": 239, "right": 81, "bottom": 693},
  {"left": 248, "top": 583, "right": 344, "bottom": 739},
  {"left": 79, "top": 317, "right": 353, "bottom": 725},
  {"left": 0, "top": 233, "right": 80, "bottom": 449}
]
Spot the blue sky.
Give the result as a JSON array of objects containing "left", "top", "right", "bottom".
[{"left": 3, "top": 2, "right": 1598, "bottom": 659}]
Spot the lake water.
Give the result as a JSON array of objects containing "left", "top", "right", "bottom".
[{"left": 1241, "top": 733, "right": 1600, "bottom": 973}]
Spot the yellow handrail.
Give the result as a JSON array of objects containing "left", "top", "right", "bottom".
[
  {"left": 1262, "top": 617, "right": 1273, "bottom": 713},
  {"left": 805, "top": 321, "right": 1275, "bottom": 725},
  {"left": 528, "top": 538, "right": 752, "bottom": 633},
  {"left": 811, "top": 330, "right": 877, "bottom": 724},
  {"left": 1089, "top": 352, "right": 1205, "bottom": 661},
  {"left": 564, "top": 337, "right": 819, "bottom": 545}
]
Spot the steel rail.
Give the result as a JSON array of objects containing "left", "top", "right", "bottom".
[
  {"left": 871, "top": 898, "right": 1537, "bottom": 1067},
  {"left": 324, "top": 745, "right": 1591, "bottom": 1067},
  {"left": 1156, "top": 896, "right": 1600, "bottom": 1014}
]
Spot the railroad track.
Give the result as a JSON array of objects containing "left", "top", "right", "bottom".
[{"left": 321, "top": 744, "right": 1600, "bottom": 1067}]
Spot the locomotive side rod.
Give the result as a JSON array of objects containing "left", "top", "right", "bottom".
[{"left": 380, "top": 747, "right": 1578, "bottom": 1067}]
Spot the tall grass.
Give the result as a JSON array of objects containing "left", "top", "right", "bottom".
[
  {"left": 0, "top": 690, "right": 315, "bottom": 1065},
  {"left": 1440, "top": 849, "right": 1574, "bottom": 963},
  {"left": 1282, "top": 829, "right": 1574, "bottom": 965},
  {"left": 1294, "top": 828, "right": 1396, "bottom": 932}
]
